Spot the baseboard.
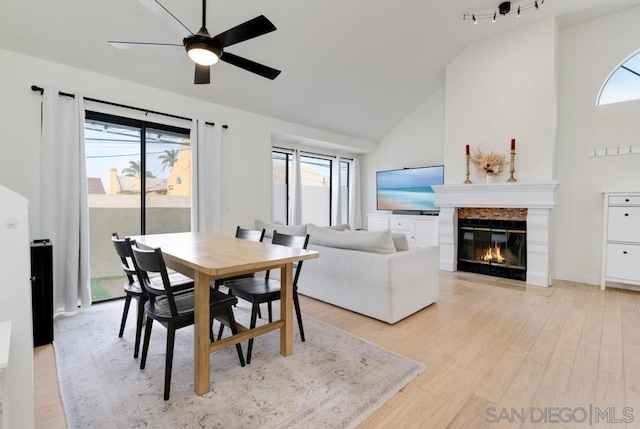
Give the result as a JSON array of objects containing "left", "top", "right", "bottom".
[{"left": 555, "top": 271, "right": 600, "bottom": 286}]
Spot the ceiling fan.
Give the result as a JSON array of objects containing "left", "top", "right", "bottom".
[{"left": 109, "top": 0, "right": 281, "bottom": 84}]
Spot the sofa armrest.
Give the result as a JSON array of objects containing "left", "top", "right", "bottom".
[{"left": 386, "top": 246, "right": 440, "bottom": 289}]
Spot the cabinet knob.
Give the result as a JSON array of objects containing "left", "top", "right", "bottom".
[
  {"left": 625, "top": 199, "right": 630, "bottom": 202},
  {"left": 623, "top": 251, "right": 628, "bottom": 255},
  {"left": 625, "top": 213, "right": 629, "bottom": 217}
]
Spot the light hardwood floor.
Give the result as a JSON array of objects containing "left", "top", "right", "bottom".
[{"left": 34, "top": 272, "right": 640, "bottom": 428}]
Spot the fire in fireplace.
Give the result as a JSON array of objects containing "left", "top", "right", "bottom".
[{"left": 457, "top": 218, "right": 526, "bottom": 281}]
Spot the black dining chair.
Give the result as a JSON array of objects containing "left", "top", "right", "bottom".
[
  {"left": 211, "top": 226, "right": 266, "bottom": 339},
  {"left": 111, "top": 233, "right": 194, "bottom": 358},
  {"left": 131, "top": 244, "right": 245, "bottom": 400},
  {"left": 211, "top": 226, "right": 266, "bottom": 291},
  {"left": 222, "top": 231, "right": 310, "bottom": 364}
]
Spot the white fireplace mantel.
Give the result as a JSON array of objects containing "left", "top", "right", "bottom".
[{"left": 433, "top": 181, "right": 560, "bottom": 287}]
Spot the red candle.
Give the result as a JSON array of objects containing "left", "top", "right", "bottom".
[
  {"left": 465, "top": 144, "right": 470, "bottom": 155},
  {"left": 511, "top": 139, "right": 516, "bottom": 150}
]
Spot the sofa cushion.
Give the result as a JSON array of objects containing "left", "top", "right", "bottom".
[
  {"left": 329, "top": 223, "right": 351, "bottom": 231},
  {"left": 306, "top": 223, "right": 351, "bottom": 232},
  {"left": 254, "top": 219, "right": 307, "bottom": 237},
  {"left": 391, "top": 233, "right": 409, "bottom": 251},
  {"left": 306, "top": 224, "right": 396, "bottom": 254}
]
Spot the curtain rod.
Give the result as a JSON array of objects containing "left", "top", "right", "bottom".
[
  {"left": 272, "top": 146, "right": 353, "bottom": 161},
  {"left": 30, "top": 85, "right": 228, "bottom": 129}
]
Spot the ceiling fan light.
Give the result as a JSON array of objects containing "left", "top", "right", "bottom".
[{"left": 186, "top": 43, "right": 220, "bottom": 66}]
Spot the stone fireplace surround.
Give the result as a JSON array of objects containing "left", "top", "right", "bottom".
[{"left": 433, "top": 181, "right": 559, "bottom": 287}]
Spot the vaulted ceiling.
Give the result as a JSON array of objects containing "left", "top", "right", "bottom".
[{"left": 1, "top": 0, "right": 638, "bottom": 142}]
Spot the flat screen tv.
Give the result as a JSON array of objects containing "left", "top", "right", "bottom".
[{"left": 376, "top": 165, "right": 444, "bottom": 213}]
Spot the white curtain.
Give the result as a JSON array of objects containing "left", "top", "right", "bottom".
[
  {"left": 40, "top": 87, "right": 91, "bottom": 313},
  {"left": 331, "top": 156, "right": 343, "bottom": 225},
  {"left": 191, "top": 120, "right": 222, "bottom": 233},
  {"left": 289, "top": 149, "right": 303, "bottom": 225},
  {"left": 349, "top": 158, "right": 362, "bottom": 230}
]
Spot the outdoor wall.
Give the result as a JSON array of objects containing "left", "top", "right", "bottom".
[
  {"left": 361, "top": 87, "right": 445, "bottom": 217},
  {"left": 444, "top": 18, "right": 558, "bottom": 184},
  {"left": 555, "top": 5, "right": 640, "bottom": 284},
  {"left": 89, "top": 206, "right": 190, "bottom": 278}
]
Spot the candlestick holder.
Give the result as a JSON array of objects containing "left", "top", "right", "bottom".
[
  {"left": 464, "top": 154, "right": 472, "bottom": 184},
  {"left": 506, "top": 150, "right": 517, "bottom": 182}
]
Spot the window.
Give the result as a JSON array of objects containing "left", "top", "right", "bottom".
[
  {"left": 85, "top": 111, "right": 191, "bottom": 302},
  {"left": 272, "top": 149, "right": 352, "bottom": 226},
  {"left": 598, "top": 51, "right": 640, "bottom": 105}
]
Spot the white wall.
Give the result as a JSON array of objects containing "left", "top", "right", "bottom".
[
  {"left": 555, "top": 5, "right": 640, "bottom": 284},
  {"left": 444, "top": 18, "right": 558, "bottom": 184},
  {"left": 361, "top": 87, "right": 445, "bottom": 216},
  {"left": 0, "top": 185, "right": 35, "bottom": 429},
  {"left": 362, "top": 7, "right": 640, "bottom": 286},
  {"left": 0, "top": 48, "right": 375, "bottom": 240}
]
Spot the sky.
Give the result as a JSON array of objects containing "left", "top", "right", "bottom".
[
  {"left": 84, "top": 121, "right": 189, "bottom": 191},
  {"left": 598, "top": 52, "right": 640, "bottom": 105}
]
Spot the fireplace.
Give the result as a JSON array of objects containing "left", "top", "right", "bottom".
[
  {"left": 457, "top": 218, "right": 526, "bottom": 281},
  {"left": 432, "top": 181, "right": 559, "bottom": 287}
]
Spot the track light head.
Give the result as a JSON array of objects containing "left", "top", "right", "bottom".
[{"left": 499, "top": 1, "right": 511, "bottom": 15}]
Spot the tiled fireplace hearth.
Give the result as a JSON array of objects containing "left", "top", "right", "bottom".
[{"left": 433, "top": 182, "right": 559, "bottom": 287}]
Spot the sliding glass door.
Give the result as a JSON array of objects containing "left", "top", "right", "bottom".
[{"left": 84, "top": 112, "right": 191, "bottom": 302}]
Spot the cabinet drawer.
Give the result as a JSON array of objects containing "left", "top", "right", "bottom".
[
  {"left": 609, "top": 196, "right": 640, "bottom": 206},
  {"left": 607, "top": 207, "right": 640, "bottom": 242},
  {"left": 390, "top": 220, "right": 412, "bottom": 229},
  {"left": 606, "top": 243, "right": 640, "bottom": 282}
]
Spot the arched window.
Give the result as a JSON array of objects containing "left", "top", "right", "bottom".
[
  {"left": 176, "top": 177, "right": 182, "bottom": 184},
  {"left": 598, "top": 51, "right": 640, "bottom": 105}
]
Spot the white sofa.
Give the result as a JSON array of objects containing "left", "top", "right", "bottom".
[{"left": 255, "top": 220, "right": 440, "bottom": 324}]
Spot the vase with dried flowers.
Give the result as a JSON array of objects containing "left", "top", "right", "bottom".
[{"left": 470, "top": 148, "right": 507, "bottom": 182}]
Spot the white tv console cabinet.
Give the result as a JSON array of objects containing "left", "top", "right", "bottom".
[
  {"left": 601, "top": 192, "right": 640, "bottom": 291},
  {"left": 367, "top": 213, "right": 439, "bottom": 249}
]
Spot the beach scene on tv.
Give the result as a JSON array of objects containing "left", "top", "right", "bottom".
[{"left": 376, "top": 166, "right": 443, "bottom": 211}]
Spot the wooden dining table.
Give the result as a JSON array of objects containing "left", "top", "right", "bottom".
[{"left": 132, "top": 231, "right": 319, "bottom": 395}]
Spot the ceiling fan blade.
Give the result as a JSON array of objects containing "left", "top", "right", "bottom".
[
  {"left": 194, "top": 64, "right": 210, "bottom": 84},
  {"left": 109, "top": 41, "right": 184, "bottom": 50},
  {"left": 137, "top": 0, "right": 193, "bottom": 38},
  {"left": 220, "top": 52, "right": 281, "bottom": 80},
  {"left": 212, "top": 15, "right": 276, "bottom": 48}
]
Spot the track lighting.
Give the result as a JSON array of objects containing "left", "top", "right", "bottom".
[{"left": 463, "top": 0, "right": 545, "bottom": 23}]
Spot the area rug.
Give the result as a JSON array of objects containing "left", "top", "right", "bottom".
[{"left": 54, "top": 299, "right": 425, "bottom": 429}]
